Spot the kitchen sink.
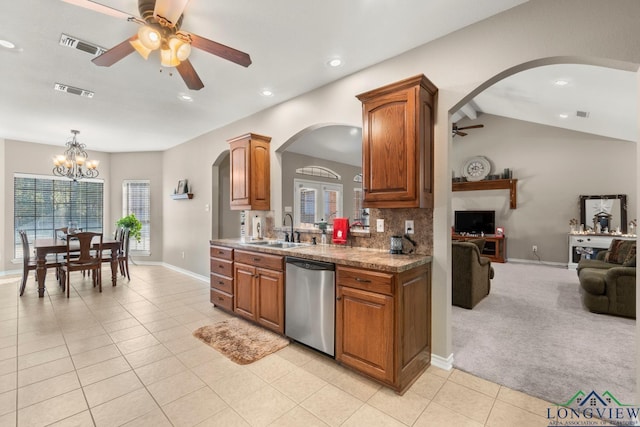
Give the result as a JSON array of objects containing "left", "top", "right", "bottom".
[{"left": 242, "top": 241, "right": 310, "bottom": 249}]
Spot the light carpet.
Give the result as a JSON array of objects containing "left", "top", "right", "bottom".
[
  {"left": 453, "top": 262, "right": 635, "bottom": 410},
  {"left": 193, "top": 317, "right": 289, "bottom": 365}
]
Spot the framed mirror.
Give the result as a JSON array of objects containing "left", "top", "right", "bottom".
[{"left": 579, "top": 194, "right": 627, "bottom": 233}]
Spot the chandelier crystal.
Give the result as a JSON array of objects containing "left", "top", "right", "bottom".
[{"left": 52, "top": 130, "right": 99, "bottom": 181}]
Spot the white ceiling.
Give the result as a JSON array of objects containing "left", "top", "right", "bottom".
[
  {"left": 0, "top": 0, "right": 529, "bottom": 152},
  {"left": 1, "top": 1, "right": 636, "bottom": 157},
  {"left": 465, "top": 64, "right": 638, "bottom": 142}
]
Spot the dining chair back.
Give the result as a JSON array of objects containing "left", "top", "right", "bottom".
[
  {"left": 61, "top": 231, "right": 103, "bottom": 298},
  {"left": 19, "top": 230, "right": 61, "bottom": 296},
  {"left": 119, "top": 228, "right": 131, "bottom": 280}
]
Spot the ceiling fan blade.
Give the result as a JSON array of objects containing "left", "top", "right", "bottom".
[
  {"left": 457, "top": 124, "right": 484, "bottom": 131},
  {"left": 92, "top": 36, "right": 136, "bottom": 67},
  {"left": 154, "top": 0, "right": 190, "bottom": 27},
  {"left": 190, "top": 34, "right": 252, "bottom": 67},
  {"left": 176, "top": 59, "right": 204, "bottom": 90},
  {"left": 60, "top": 0, "right": 143, "bottom": 23},
  {"left": 455, "top": 131, "right": 468, "bottom": 137}
]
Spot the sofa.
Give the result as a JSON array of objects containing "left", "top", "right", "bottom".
[
  {"left": 452, "top": 239, "right": 494, "bottom": 309},
  {"left": 577, "top": 239, "right": 636, "bottom": 318}
]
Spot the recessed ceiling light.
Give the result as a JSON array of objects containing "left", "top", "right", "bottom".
[
  {"left": 177, "top": 93, "right": 193, "bottom": 102},
  {"left": 554, "top": 79, "right": 569, "bottom": 86},
  {"left": 260, "top": 89, "right": 273, "bottom": 97},
  {"left": 0, "top": 39, "right": 16, "bottom": 49},
  {"left": 559, "top": 113, "right": 569, "bottom": 119},
  {"left": 327, "top": 58, "right": 343, "bottom": 67}
]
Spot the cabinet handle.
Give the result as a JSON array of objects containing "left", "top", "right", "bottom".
[
  {"left": 218, "top": 265, "right": 224, "bottom": 269},
  {"left": 218, "top": 251, "right": 224, "bottom": 255},
  {"left": 218, "top": 296, "right": 223, "bottom": 301},
  {"left": 254, "top": 274, "right": 260, "bottom": 278},
  {"left": 336, "top": 296, "right": 342, "bottom": 301},
  {"left": 577, "top": 239, "right": 584, "bottom": 242},
  {"left": 253, "top": 257, "right": 261, "bottom": 262},
  {"left": 355, "top": 277, "right": 371, "bottom": 283},
  {"left": 218, "top": 281, "right": 224, "bottom": 285}
]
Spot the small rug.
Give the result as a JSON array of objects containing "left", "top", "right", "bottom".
[{"left": 193, "top": 317, "right": 289, "bottom": 365}]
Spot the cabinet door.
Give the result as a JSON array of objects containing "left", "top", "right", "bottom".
[
  {"left": 362, "top": 87, "right": 417, "bottom": 206},
  {"left": 250, "top": 138, "right": 271, "bottom": 211},
  {"left": 256, "top": 268, "right": 284, "bottom": 333},
  {"left": 234, "top": 263, "right": 256, "bottom": 320},
  {"left": 336, "top": 285, "right": 394, "bottom": 383},
  {"left": 229, "top": 139, "right": 250, "bottom": 208}
]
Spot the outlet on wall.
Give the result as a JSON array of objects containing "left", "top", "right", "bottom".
[
  {"left": 532, "top": 245, "right": 538, "bottom": 253},
  {"left": 405, "top": 220, "right": 414, "bottom": 234},
  {"left": 376, "top": 219, "right": 385, "bottom": 232},
  {"left": 181, "top": 251, "right": 185, "bottom": 259}
]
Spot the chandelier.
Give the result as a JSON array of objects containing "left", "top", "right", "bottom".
[{"left": 52, "top": 130, "right": 99, "bottom": 181}]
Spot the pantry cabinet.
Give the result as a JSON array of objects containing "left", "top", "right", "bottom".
[
  {"left": 228, "top": 133, "right": 271, "bottom": 211},
  {"left": 357, "top": 75, "right": 437, "bottom": 208}
]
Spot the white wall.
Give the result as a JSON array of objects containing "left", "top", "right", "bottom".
[{"left": 452, "top": 114, "right": 636, "bottom": 263}]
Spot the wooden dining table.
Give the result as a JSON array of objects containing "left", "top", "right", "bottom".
[{"left": 33, "top": 238, "right": 120, "bottom": 298}]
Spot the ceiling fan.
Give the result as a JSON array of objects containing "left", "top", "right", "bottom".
[
  {"left": 61, "top": 0, "right": 252, "bottom": 90},
  {"left": 452, "top": 123, "right": 484, "bottom": 137}
]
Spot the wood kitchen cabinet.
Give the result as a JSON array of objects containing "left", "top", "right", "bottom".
[
  {"left": 210, "top": 245, "right": 234, "bottom": 312},
  {"left": 233, "top": 249, "right": 284, "bottom": 334},
  {"left": 228, "top": 133, "right": 271, "bottom": 211},
  {"left": 336, "top": 263, "right": 431, "bottom": 393},
  {"left": 357, "top": 75, "right": 437, "bottom": 208}
]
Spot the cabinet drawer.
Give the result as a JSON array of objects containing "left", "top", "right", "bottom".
[
  {"left": 210, "top": 273, "right": 233, "bottom": 294},
  {"left": 235, "top": 250, "right": 283, "bottom": 271},
  {"left": 337, "top": 266, "right": 394, "bottom": 295},
  {"left": 210, "top": 258, "right": 233, "bottom": 277},
  {"left": 210, "top": 289, "right": 233, "bottom": 311},
  {"left": 210, "top": 245, "right": 233, "bottom": 260}
]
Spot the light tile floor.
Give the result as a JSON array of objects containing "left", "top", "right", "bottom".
[{"left": 0, "top": 265, "right": 569, "bottom": 426}]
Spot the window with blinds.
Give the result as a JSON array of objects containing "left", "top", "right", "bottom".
[
  {"left": 294, "top": 179, "right": 342, "bottom": 227},
  {"left": 14, "top": 174, "right": 103, "bottom": 259},
  {"left": 122, "top": 180, "right": 150, "bottom": 255}
]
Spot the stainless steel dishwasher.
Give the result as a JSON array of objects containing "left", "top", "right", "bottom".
[{"left": 285, "top": 256, "right": 335, "bottom": 356}]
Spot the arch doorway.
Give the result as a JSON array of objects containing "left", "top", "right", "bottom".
[{"left": 448, "top": 58, "right": 637, "bottom": 408}]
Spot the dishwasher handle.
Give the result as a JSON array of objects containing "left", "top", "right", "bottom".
[{"left": 285, "top": 256, "right": 335, "bottom": 271}]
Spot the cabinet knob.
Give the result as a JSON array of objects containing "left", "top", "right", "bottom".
[
  {"left": 336, "top": 296, "right": 342, "bottom": 301},
  {"left": 355, "top": 277, "right": 371, "bottom": 283},
  {"left": 218, "top": 296, "right": 223, "bottom": 301},
  {"left": 253, "top": 257, "right": 261, "bottom": 262},
  {"left": 218, "top": 281, "right": 224, "bottom": 285}
]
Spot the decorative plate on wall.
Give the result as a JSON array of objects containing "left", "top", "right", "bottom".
[{"left": 462, "top": 156, "right": 491, "bottom": 181}]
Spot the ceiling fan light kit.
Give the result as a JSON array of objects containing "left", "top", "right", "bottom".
[{"left": 63, "top": 0, "right": 252, "bottom": 90}]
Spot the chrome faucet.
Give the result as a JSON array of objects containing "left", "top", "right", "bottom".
[{"left": 283, "top": 213, "right": 294, "bottom": 242}]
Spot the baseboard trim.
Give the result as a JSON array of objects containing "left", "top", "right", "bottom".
[
  {"left": 507, "top": 258, "right": 567, "bottom": 268},
  {"left": 161, "top": 263, "right": 208, "bottom": 283},
  {"left": 0, "top": 269, "right": 20, "bottom": 277},
  {"left": 431, "top": 352, "right": 454, "bottom": 371}
]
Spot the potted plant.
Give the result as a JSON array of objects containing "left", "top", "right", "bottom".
[{"left": 116, "top": 213, "right": 142, "bottom": 243}]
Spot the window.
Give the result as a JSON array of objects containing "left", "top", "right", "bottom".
[
  {"left": 122, "top": 180, "right": 150, "bottom": 254},
  {"left": 14, "top": 174, "right": 103, "bottom": 258},
  {"left": 294, "top": 179, "right": 342, "bottom": 227}
]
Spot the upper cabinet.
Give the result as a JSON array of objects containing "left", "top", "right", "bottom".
[
  {"left": 357, "top": 75, "right": 437, "bottom": 209},
  {"left": 228, "top": 133, "right": 271, "bottom": 211}
]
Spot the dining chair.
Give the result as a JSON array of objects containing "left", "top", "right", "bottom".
[
  {"left": 101, "top": 228, "right": 123, "bottom": 274},
  {"left": 19, "top": 230, "right": 61, "bottom": 296},
  {"left": 59, "top": 231, "right": 103, "bottom": 298},
  {"left": 118, "top": 228, "right": 131, "bottom": 280}
]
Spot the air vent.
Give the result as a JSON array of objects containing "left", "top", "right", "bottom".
[
  {"left": 59, "top": 33, "right": 106, "bottom": 57},
  {"left": 54, "top": 83, "right": 94, "bottom": 98},
  {"left": 576, "top": 110, "right": 590, "bottom": 118}
]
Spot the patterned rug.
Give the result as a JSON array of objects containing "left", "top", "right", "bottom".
[{"left": 193, "top": 317, "right": 289, "bottom": 365}]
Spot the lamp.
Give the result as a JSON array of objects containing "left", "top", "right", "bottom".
[{"left": 52, "top": 130, "right": 99, "bottom": 181}]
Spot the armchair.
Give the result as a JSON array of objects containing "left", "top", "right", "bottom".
[{"left": 452, "top": 240, "right": 494, "bottom": 309}]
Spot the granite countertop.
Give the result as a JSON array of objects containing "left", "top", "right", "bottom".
[{"left": 210, "top": 238, "right": 431, "bottom": 273}]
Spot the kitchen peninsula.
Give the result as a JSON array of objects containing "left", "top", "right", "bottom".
[{"left": 210, "top": 238, "right": 432, "bottom": 394}]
